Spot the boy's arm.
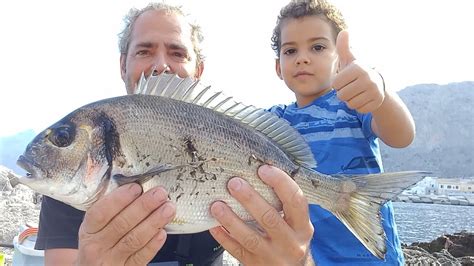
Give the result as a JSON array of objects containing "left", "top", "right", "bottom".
[
  {"left": 333, "top": 30, "right": 415, "bottom": 148},
  {"left": 335, "top": 65, "right": 415, "bottom": 148},
  {"left": 371, "top": 87, "right": 415, "bottom": 148}
]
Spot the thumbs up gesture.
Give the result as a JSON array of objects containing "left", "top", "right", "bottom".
[{"left": 332, "top": 30, "right": 386, "bottom": 114}]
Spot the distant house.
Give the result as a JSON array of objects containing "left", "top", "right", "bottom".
[
  {"left": 437, "top": 178, "right": 474, "bottom": 195},
  {"left": 402, "top": 177, "right": 474, "bottom": 195},
  {"left": 396, "top": 177, "right": 474, "bottom": 205},
  {"left": 459, "top": 179, "right": 474, "bottom": 193},
  {"left": 403, "top": 176, "right": 438, "bottom": 195}
]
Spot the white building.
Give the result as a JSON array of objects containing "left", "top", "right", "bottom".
[
  {"left": 402, "top": 176, "right": 474, "bottom": 195},
  {"left": 402, "top": 176, "right": 438, "bottom": 195},
  {"left": 437, "top": 178, "right": 474, "bottom": 195}
]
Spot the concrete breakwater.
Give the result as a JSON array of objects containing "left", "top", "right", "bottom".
[{"left": 394, "top": 194, "right": 474, "bottom": 206}]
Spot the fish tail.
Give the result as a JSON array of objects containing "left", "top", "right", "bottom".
[{"left": 302, "top": 170, "right": 429, "bottom": 259}]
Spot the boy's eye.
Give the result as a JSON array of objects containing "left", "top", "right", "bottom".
[
  {"left": 283, "top": 48, "right": 296, "bottom": 55},
  {"left": 312, "top": 44, "right": 325, "bottom": 51}
]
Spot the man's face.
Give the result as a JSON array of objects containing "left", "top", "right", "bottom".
[{"left": 121, "top": 9, "right": 203, "bottom": 94}]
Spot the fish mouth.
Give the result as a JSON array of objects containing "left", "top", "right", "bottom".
[{"left": 17, "top": 155, "right": 42, "bottom": 181}]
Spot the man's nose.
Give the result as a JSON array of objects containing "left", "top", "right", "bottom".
[{"left": 151, "top": 55, "right": 171, "bottom": 75}]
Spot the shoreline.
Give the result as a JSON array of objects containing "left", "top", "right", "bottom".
[{"left": 393, "top": 194, "right": 474, "bottom": 206}]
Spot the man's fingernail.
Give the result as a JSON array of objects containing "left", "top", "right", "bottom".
[
  {"left": 153, "top": 187, "right": 168, "bottom": 202},
  {"left": 258, "top": 165, "right": 273, "bottom": 181},
  {"left": 211, "top": 202, "right": 225, "bottom": 218},
  {"left": 161, "top": 203, "right": 175, "bottom": 218},
  {"left": 228, "top": 178, "right": 242, "bottom": 191},
  {"left": 156, "top": 229, "right": 166, "bottom": 241},
  {"left": 129, "top": 183, "right": 142, "bottom": 196}
]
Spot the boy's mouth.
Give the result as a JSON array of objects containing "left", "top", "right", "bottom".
[{"left": 294, "top": 71, "right": 313, "bottom": 78}]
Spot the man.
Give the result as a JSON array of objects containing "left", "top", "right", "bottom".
[{"left": 36, "top": 3, "right": 314, "bottom": 265}]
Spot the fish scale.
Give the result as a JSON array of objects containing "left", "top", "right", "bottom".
[
  {"left": 102, "top": 95, "right": 289, "bottom": 230},
  {"left": 16, "top": 73, "right": 429, "bottom": 259}
]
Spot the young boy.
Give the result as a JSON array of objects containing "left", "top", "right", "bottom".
[{"left": 269, "top": 0, "right": 415, "bottom": 264}]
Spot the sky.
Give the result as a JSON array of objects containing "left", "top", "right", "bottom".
[{"left": 0, "top": 0, "right": 473, "bottom": 137}]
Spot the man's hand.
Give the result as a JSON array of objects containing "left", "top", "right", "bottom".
[
  {"left": 77, "top": 184, "right": 176, "bottom": 266},
  {"left": 332, "top": 30, "right": 385, "bottom": 114},
  {"left": 209, "top": 165, "right": 314, "bottom": 265}
]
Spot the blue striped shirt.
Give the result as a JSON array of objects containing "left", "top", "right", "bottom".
[{"left": 270, "top": 89, "right": 404, "bottom": 265}]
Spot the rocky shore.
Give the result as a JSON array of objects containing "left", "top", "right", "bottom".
[
  {"left": 403, "top": 232, "right": 474, "bottom": 265},
  {"left": 0, "top": 166, "right": 41, "bottom": 266},
  {"left": 1, "top": 165, "right": 473, "bottom": 265}
]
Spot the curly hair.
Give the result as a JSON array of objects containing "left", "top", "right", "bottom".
[
  {"left": 271, "top": 0, "right": 347, "bottom": 58},
  {"left": 118, "top": 2, "right": 205, "bottom": 65}
]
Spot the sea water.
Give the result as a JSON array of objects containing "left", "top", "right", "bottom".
[{"left": 393, "top": 202, "right": 474, "bottom": 244}]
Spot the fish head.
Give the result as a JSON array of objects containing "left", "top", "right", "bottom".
[{"left": 16, "top": 109, "right": 114, "bottom": 209}]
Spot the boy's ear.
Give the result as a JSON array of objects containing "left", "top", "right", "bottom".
[{"left": 275, "top": 59, "right": 283, "bottom": 80}]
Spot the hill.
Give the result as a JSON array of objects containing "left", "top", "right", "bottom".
[{"left": 381, "top": 81, "right": 474, "bottom": 177}]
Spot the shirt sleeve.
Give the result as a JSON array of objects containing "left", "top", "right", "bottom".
[
  {"left": 35, "top": 196, "right": 84, "bottom": 250},
  {"left": 267, "top": 104, "right": 287, "bottom": 117},
  {"left": 357, "top": 112, "right": 376, "bottom": 140}
]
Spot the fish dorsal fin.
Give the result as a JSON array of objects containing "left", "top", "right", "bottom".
[{"left": 136, "top": 73, "right": 317, "bottom": 168}]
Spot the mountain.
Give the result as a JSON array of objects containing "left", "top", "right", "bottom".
[
  {"left": 381, "top": 81, "right": 474, "bottom": 178},
  {"left": 0, "top": 129, "right": 36, "bottom": 175}
]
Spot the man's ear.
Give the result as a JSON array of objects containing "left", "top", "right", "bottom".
[
  {"left": 120, "top": 54, "right": 127, "bottom": 81},
  {"left": 194, "top": 62, "right": 204, "bottom": 80},
  {"left": 275, "top": 59, "right": 283, "bottom": 80}
]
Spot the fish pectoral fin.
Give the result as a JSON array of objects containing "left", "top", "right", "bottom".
[{"left": 112, "top": 164, "right": 184, "bottom": 186}]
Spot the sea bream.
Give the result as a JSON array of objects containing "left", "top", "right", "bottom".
[{"left": 16, "top": 73, "right": 426, "bottom": 259}]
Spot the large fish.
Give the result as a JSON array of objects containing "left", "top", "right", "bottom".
[{"left": 16, "top": 73, "right": 426, "bottom": 259}]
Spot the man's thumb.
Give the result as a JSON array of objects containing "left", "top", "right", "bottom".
[{"left": 336, "top": 30, "right": 356, "bottom": 70}]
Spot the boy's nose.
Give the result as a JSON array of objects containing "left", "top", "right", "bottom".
[{"left": 296, "top": 53, "right": 310, "bottom": 65}]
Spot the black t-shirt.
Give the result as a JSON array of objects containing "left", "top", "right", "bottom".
[{"left": 35, "top": 196, "right": 224, "bottom": 265}]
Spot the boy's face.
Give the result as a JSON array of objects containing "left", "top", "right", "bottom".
[
  {"left": 120, "top": 9, "right": 203, "bottom": 94},
  {"left": 276, "top": 15, "right": 338, "bottom": 107}
]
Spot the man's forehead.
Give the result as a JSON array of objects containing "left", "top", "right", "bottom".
[
  {"left": 133, "top": 9, "right": 192, "bottom": 38},
  {"left": 128, "top": 9, "right": 194, "bottom": 50}
]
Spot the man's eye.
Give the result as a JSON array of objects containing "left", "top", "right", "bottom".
[
  {"left": 173, "top": 52, "right": 183, "bottom": 57},
  {"left": 136, "top": 50, "right": 150, "bottom": 56},
  {"left": 172, "top": 51, "right": 187, "bottom": 59}
]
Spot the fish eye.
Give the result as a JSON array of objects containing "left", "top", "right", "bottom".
[{"left": 49, "top": 125, "right": 74, "bottom": 147}]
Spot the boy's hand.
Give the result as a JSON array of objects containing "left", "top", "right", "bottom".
[{"left": 332, "top": 30, "right": 385, "bottom": 114}]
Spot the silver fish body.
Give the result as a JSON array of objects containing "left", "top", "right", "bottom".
[{"left": 17, "top": 74, "right": 427, "bottom": 259}]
